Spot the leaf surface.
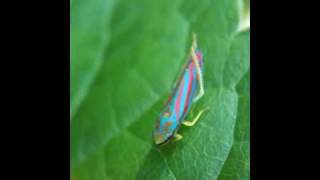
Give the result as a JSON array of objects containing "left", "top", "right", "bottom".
[{"left": 71, "top": 0, "right": 250, "bottom": 179}]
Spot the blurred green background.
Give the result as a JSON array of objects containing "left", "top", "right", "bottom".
[{"left": 71, "top": 0, "right": 250, "bottom": 179}]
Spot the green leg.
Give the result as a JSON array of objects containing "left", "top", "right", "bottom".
[
  {"left": 172, "top": 133, "right": 183, "bottom": 142},
  {"left": 182, "top": 107, "right": 210, "bottom": 126}
]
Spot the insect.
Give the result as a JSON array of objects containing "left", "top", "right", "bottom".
[{"left": 153, "top": 33, "right": 209, "bottom": 145}]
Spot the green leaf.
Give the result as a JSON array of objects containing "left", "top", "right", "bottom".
[
  {"left": 70, "top": 0, "right": 116, "bottom": 117},
  {"left": 71, "top": 0, "right": 189, "bottom": 168},
  {"left": 223, "top": 30, "right": 250, "bottom": 88},
  {"left": 218, "top": 30, "right": 250, "bottom": 180},
  {"left": 71, "top": 0, "right": 250, "bottom": 179},
  {"left": 218, "top": 71, "right": 250, "bottom": 180}
]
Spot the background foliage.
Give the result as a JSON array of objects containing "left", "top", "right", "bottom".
[{"left": 71, "top": 0, "right": 250, "bottom": 179}]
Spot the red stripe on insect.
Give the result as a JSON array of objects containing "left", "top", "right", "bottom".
[
  {"left": 196, "top": 52, "right": 202, "bottom": 63},
  {"left": 183, "top": 64, "right": 194, "bottom": 114},
  {"left": 165, "top": 95, "right": 172, "bottom": 106},
  {"left": 167, "top": 67, "right": 185, "bottom": 106},
  {"left": 175, "top": 78, "right": 185, "bottom": 117}
]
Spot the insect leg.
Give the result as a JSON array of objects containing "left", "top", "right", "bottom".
[
  {"left": 182, "top": 107, "right": 209, "bottom": 126},
  {"left": 191, "top": 33, "right": 205, "bottom": 103},
  {"left": 172, "top": 133, "right": 183, "bottom": 141}
]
